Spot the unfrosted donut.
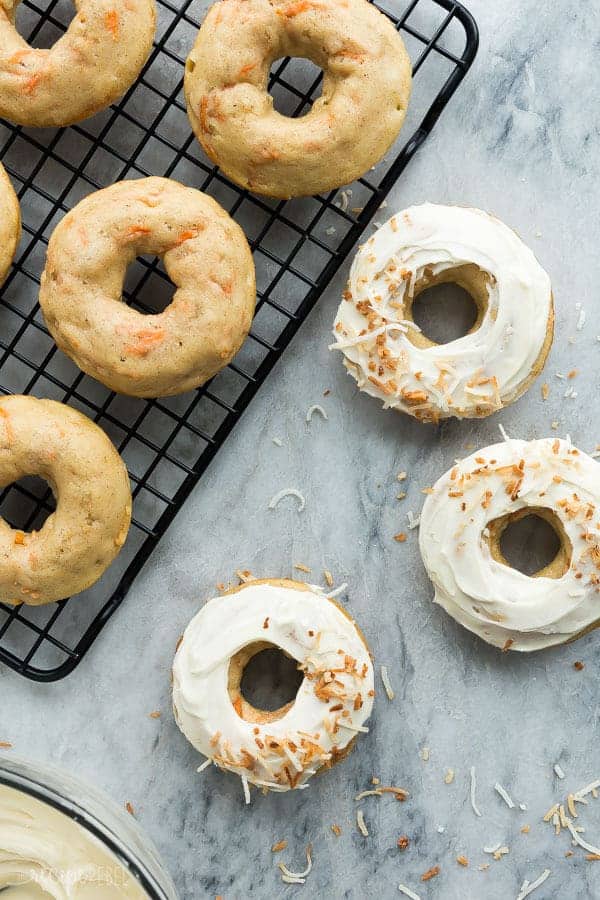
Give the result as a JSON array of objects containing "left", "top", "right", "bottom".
[
  {"left": 39, "top": 177, "right": 256, "bottom": 398},
  {"left": 0, "top": 0, "right": 156, "bottom": 127},
  {"left": 0, "top": 161, "right": 20, "bottom": 286},
  {"left": 185, "top": 0, "right": 412, "bottom": 198},
  {"left": 0, "top": 395, "right": 131, "bottom": 606},
  {"left": 419, "top": 436, "right": 600, "bottom": 652},
  {"left": 172, "top": 579, "right": 374, "bottom": 794},
  {"left": 331, "top": 204, "right": 553, "bottom": 423}
]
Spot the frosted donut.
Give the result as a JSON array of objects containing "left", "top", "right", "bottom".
[
  {"left": 419, "top": 436, "right": 600, "bottom": 652},
  {"left": 0, "top": 161, "right": 20, "bottom": 286},
  {"left": 0, "top": 0, "right": 156, "bottom": 127},
  {"left": 39, "top": 177, "right": 256, "bottom": 398},
  {"left": 172, "top": 579, "right": 374, "bottom": 794},
  {"left": 331, "top": 204, "right": 553, "bottom": 423},
  {"left": 0, "top": 395, "right": 131, "bottom": 606},
  {"left": 184, "top": 0, "right": 411, "bottom": 198}
]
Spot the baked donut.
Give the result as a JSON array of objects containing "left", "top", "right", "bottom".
[
  {"left": 0, "top": 161, "right": 19, "bottom": 287},
  {"left": 419, "top": 436, "right": 600, "bottom": 652},
  {"left": 184, "top": 0, "right": 411, "bottom": 198},
  {"left": 0, "top": 395, "right": 131, "bottom": 606},
  {"left": 331, "top": 204, "right": 553, "bottom": 423},
  {"left": 172, "top": 578, "right": 374, "bottom": 794},
  {"left": 0, "top": 0, "right": 156, "bottom": 127},
  {"left": 39, "top": 177, "right": 256, "bottom": 398}
]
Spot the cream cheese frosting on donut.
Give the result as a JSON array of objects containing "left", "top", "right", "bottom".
[
  {"left": 419, "top": 436, "right": 600, "bottom": 652},
  {"left": 331, "top": 204, "right": 553, "bottom": 422},
  {"left": 172, "top": 579, "right": 374, "bottom": 793},
  {"left": 0, "top": 783, "right": 147, "bottom": 898}
]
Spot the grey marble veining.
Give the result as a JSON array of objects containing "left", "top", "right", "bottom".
[{"left": 2, "top": 0, "right": 600, "bottom": 897}]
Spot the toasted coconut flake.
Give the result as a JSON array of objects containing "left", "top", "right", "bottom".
[
  {"left": 494, "top": 782, "right": 515, "bottom": 809},
  {"left": 294, "top": 563, "right": 311, "bottom": 573},
  {"left": 357, "top": 809, "right": 369, "bottom": 836},
  {"left": 326, "top": 582, "right": 348, "bottom": 600},
  {"left": 444, "top": 769, "right": 455, "bottom": 785},
  {"left": 272, "top": 840, "right": 288, "bottom": 853},
  {"left": 324, "top": 570, "right": 334, "bottom": 587},
  {"left": 355, "top": 789, "right": 383, "bottom": 801},
  {"left": 269, "top": 488, "right": 306, "bottom": 512},
  {"left": 306, "top": 404, "right": 328, "bottom": 423},
  {"left": 456, "top": 855, "right": 469, "bottom": 867},
  {"left": 543, "top": 803, "right": 559, "bottom": 822},
  {"left": 196, "top": 758, "right": 212, "bottom": 774},
  {"left": 574, "top": 779, "right": 600, "bottom": 801},
  {"left": 397, "top": 886, "right": 421, "bottom": 900},
  {"left": 0, "top": 742, "right": 12, "bottom": 750},
  {"left": 279, "top": 844, "right": 312, "bottom": 882},
  {"left": 272, "top": 437, "right": 283, "bottom": 446},
  {"left": 420, "top": 747, "right": 430, "bottom": 762},
  {"left": 516, "top": 869, "right": 551, "bottom": 900},
  {"left": 241, "top": 775, "right": 251, "bottom": 805},
  {"left": 470, "top": 766, "right": 482, "bottom": 817},
  {"left": 554, "top": 763, "right": 566, "bottom": 779},
  {"left": 421, "top": 866, "right": 440, "bottom": 882},
  {"left": 381, "top": 665, "right": 395, "bottom": 700},
  {"left": 492, "top": 846, "right": 509, "bottom": 860},
  {"left": 331, "top": 824, "right": 342, "bottom": 836}
]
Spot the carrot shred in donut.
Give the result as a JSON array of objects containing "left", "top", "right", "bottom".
[
  {"left": 124, "top": 328, "right": 166, "bottom": 357},
  {"left": 238, "top": 62, "right": 256, "bottom": 77},
  {"left": 104, "top": 9, "right": 119, "bottom": 39},
  {"left": 24, "top": 73, "right": 42, "bottom": 95},
  {"left": 125, "top": 225, "right": 152, "bottom": 239},
  {"left": 278, "top": 0, "right": 315, "bottom": 16},
  {"left": 174, "top": 228, "right": 201, "bottom": 246}
]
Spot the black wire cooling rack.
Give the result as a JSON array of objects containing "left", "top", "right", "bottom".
[{"left": 0, "top": 0, "right": 478, "bottom": 681}]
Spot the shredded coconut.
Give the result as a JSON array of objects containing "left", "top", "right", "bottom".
[
  {"left": 516, "top": 870, "right": 551, "bottom": 900},
  {"left": 567, "top": 819, "right": 600, "bottom": 856},
  {"left": 355, "top": 789, "right": 382, "bottom": 801},
  {"left": 577, "top": 307, "right": 586, "bottom": 331},
  {"left": 268, "top": 488, "right": 306, "bottom": 512},
  {"left": 397, "top": 886, "right": 421, "bottom": 900},
  {"left": 470, "top": 766, "right": 482, "bottom": 817},
  {"left": 241, "top": 775, "right": 251, "bottom": 805},
  {"left": 554, "top": 764, "right": 566, "bottom": 780},
  {"left": 498, "top": 423, "right": 511, "bottom": 442},
  {"left": 381, "top": 665, "right": 395, "bottom": 700},
  {"left": 495, "top": 782, "right": 516, "bottom": 808},
  {"left": 357, "top": 809, "right": 369, "bottom": 836},
  {"left": 326, "top": 582, "right": 348, "bottom": 600},
  {"left": 272, "top": 437, "right": 283, "bottom": 446},
  {"left": 279, "top": 845, "right": 312, "bottom": 883},
  {"left": 196, "top": 758, "right": 212, "bottom": 774},
  {"left": 306, "top": 404, "right": 328, "bottom": 423},
  {"left": 407, "top": 511, "right": 420, "bottom": 530}
]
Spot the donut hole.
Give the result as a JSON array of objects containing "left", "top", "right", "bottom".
[
  {"left": 124, "top": 256, "right": 176, "bottom": 315},
  {"left": 403, "top": 264, "right": 492, "bottom": 349},
  {"left": 486, "top": 507, "right": 571, "bottom": 579},
  {"left": 229, "top": 641, "right": 303, "bottom": 722},
  {"left": 0, "top": 475, "right": 55, "bottom": 533},
  {"left": 269, "top": 58, "right": 323, "bottom": 117},
  {"left": 15, "top": 0, "right": 76, "bottom": 49}
]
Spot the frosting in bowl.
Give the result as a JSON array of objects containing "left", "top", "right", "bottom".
[{"left": 0, "top": 783, "right": 147, "bottom": 898}]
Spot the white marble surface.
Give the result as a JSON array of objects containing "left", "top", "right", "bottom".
[{"left": 2, "top": 0, "right": 600, "bottom": 898}]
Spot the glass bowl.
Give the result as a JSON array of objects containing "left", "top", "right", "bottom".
[{"left": 0, "top": 754, "right": 178, "bottom": 898}]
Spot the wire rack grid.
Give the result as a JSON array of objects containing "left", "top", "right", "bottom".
[{"left": 0, "top": 0, "right": 478, "bottom": 681}]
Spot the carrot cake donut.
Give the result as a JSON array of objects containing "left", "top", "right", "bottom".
[
  {"left": 0, "top": 0, "right": 156, "bottom": 127},
  {"left": 0, "top": 395, "right": 131, "bottom": 606},
  {"left": 331, "top": 204, "right": 553, "bottom": 423},
  {"left": 419, "top": 436, "right": 600, "bottom": 652},
  {"left": 184, "top": 0, "right": 412, "bottom": 198},
  {"left": 172, "top": 579, "right": 374, "bottom": 795},
  {"left": 39, "top": 177, "right": 256, "bottom": 398},
  {"left": 0, "top": 161, "right": 20, "bottom": 287}
]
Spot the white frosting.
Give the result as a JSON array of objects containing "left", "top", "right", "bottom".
[
  {"left": 331, "top": 204, "right": 552, "bottom": 421},
  {"left": 419, "top": 437, "right": 600, "bottom": 651},
  {"left": 172, "top": 582, "right": 374, "bottom": 792},
  {"left": 0, "top": 784, "right": 147, "bottom": 898}
]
